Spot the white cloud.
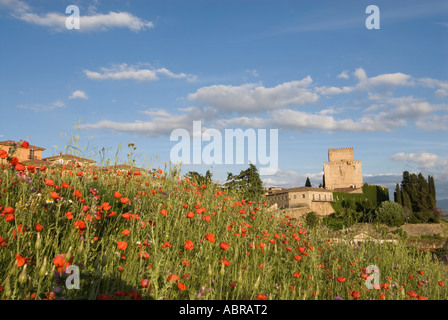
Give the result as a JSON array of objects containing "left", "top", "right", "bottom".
[
  {"left": 17, "top": 100, "right": 65, "bottom": 112},
  {"left": 80, "top": 107, "right": 217, "bottom": 137},
  {"left": 213, "top": 116, "right": 267, "bottom": 129},
  {"left": 337, "top": 70, "right": 349, "bottom": 79},
  {"left": 84, "top": 64, "right": 197, "bottom": 82},
  {"left": 188, "top": 77, "right": 318, "bottom": 113},
  {"left": 270, "top": 109, "right": 401, "bottom": 132},
  {"left": 69, "top": 90, "right": 88, "bottom": 100},
  {"left": 318, "top": 68, "right": 414, "bottom": 96},
  {"left": 391, "top": 151, "right": 448, "bottom": 169},
  {"left": 262, "top": 169, "right": 324, "bottom": 188},
  {"left": 0, "top": 0, "right": 29, "bottom": 12},
  {"left": 2, "top": 0, "right": 153, "bottom": 32}
]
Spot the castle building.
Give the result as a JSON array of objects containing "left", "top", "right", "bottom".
[{"left": 323, "top": 147, "right": 363, "bottom": 190}]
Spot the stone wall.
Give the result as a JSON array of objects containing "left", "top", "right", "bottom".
[
  {"left": 309, "top": 201, "right": 335, "bottom": 216},
  {"left": 324, "top": 148, "right": 363, "bottom": 190}
]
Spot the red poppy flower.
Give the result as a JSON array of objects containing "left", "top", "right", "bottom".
[
  {"left": 21, "top": 141, "right": 29, "bottom": 149},
  {"left": 45, "top": 179, "right": 55, "bottom": 186},
  {"left": 15, "top": 254, "right": 32, "bottom": 267},
  {"left": 140, "top": 279, "right": 150, "bottom": 288},
  {"left": 15, "top": 163, "right": 25, "bottom": 172},
  {"left": 2, "top": 207, "right": 15, "bottom": 215},
  {"left": 186, "top": 212, "right": 194, "bottom": 218},
  {"left": 336, "top": 277, "right": 346, "bottom": 283},
  {"left": 417, "top": 295, "right": 427, "bottom": 300},
  {"left": 293, "top": 272, "right": 301, "bottom": 278},
  {"left": 162, "top": 242, "right": 171, "bottom": 248},
  {"left": 50, "top": 192, "right": 60, "bottom": 200},
  {"left": 65, "top": 212, "right": 74, "bottom": 219},
  {"left": 97, "top": 294, "right": 111, "bottom": 300},
  {"left": 168, "top": 274, "right": 180, "bottom": 282},
  {"left": 205, "top": 233, "right": 215, "bottom": 243},
  {"left": 139, "top": 251, "right": 150, "bottom": 259},
  {"left": 407, "top": 290, "right": 417, "bottom": 298},
  {"left": 178, "top": 282, "right": 186, "bottom": 291},
  {"left": 221, "top": 258, "right": 230, "bottom": 266},
  {"left": 117, "top": 241, "right": 127, "bottom": 250},
  {"left": 350, "top": 291, "right": 361, "bottom": 299},
  {"left": 184, "top": 240, "right": 194, "bottom": 250},
  {"left": 52, "top": 254, "right": 71, "bottom": 273},
  {"left": 120, "top": 197, "right": 130, "bottom": 204},
  {"left": 0, "top": 149, "right": 7, "bottom": 159},
  {"left": 294, "top": 255, "right": 302, "bottom": 262},
  {"left": 160, "top": 208, "right": 167, "bottom": 217},
  {"left": 35, "top": 224, "right": 44, "bottom": 231},
  {"left": 220, "top": 242, "right": 230, "bottom": 251},
  {"left": 257, "top": 294, "right": 267, "bottom": 300},
  {"left": 114, "top": 191, "right": 122, "bottom": 199}
]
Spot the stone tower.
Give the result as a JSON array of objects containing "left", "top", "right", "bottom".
[{"left": 323, "top": 147, "right": 363, "bottom": 190}]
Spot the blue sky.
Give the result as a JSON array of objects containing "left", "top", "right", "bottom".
[{"left": 1, "top": 0, "right": 447, "bottom": 204}]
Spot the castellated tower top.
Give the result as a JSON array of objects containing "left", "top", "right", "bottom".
[
  {"left": 328, "top": 147, "right": 355, "bottom": 162},
  {"left": 324, "top": 147, "right": 362, "bottom": 190}
]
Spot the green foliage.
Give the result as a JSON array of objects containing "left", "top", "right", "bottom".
[
  {"left": 305, "top": 211, "right": 318, "bottom": 228},
  {"left": 394, "top": 183, "right": 402, "bottom": 206},
  {"left": 185, "top": 170, "right": 213, "bottom": 186},
  {"left": 305, "top": 177, "right": 312, "bottom": 188},
  {"left": 390, "top": 228, "right": 408, "bottom": 241},
  {"left": 374, "top": 201, "right": 405, "bottom": 227},
  {"left": 224, "top": 164, "right": 264, "bottom": 201},
  {"left": 331, "top": 183, "right": 388, "bottom": 214},
  {"left": 399, "top": 172, "right": 439, "bottom": 224}
]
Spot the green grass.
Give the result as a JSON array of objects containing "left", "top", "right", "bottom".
[{"left": 0, "top": 158, "right": 447, "bottom": 300}]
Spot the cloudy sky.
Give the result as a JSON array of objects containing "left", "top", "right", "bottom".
[{"left": 1, "top": 0, "right": 447, "bottom": 204}]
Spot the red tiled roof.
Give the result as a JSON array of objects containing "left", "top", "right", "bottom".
[
  {"left": 0, "top": 140, "right": 46, "bottom": 151},
  {"left": 43, "top": 154, "right": 96, "bottom": 163}
]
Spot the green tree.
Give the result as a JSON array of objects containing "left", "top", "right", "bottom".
[
  {"left": 225, "top": 164, "right": 264, "bottom": 201},
  {"left": 402, "top": 189, "right": 412, "bottom": 211},
  {"left": 428, "top": 175, "right": 436, "bottom": 208},
  {"left": 305, "top": 177, "right": 312, "bottom": 187},
  {"left": 394, "top": 183, "right": 402, "bottom": 206},
  {"left": 186, "top": 170, "right": 213, "bottom": 186},
  {"left": 374, "top": 201, "right": 405, "bottom": 227}
]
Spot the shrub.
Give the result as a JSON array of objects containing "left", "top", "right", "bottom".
[
  {"left": 305, "top": 211, "right": 319, "bottom": 229},
  {"left": 374, "top": 201, "right": 405, "bottom": 227}
]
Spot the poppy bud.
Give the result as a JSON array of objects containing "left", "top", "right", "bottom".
[
  {"left": 65, "top": 246, "right": 73, "bottom": 263},
  {"left": 39, "top": 256, "right": 47, "bottom": 278},
  {"left": 254, "top": 275, "right": 261, "bottom": 290},
  {"left": 220, "top": 261, "right": 225, "bottom": 275},
  {"left": 35, "top": 233, "right": 42, "bottom": 250},
  {"left": 4, "top": 276, "right": 11, "bottom": 297},
  {"left": 101, "top": 253, "right": 108, "bottom": 266},
  {"left": 19, "top": 264, "right": 27, "bottom": 284},
  {"left": 77, "top": 241, "right": 84, "bottom": 255}
]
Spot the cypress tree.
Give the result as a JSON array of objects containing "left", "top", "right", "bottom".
[
  {"left": 428, "top": 175, "right": 436, "bottom": 206},
  {"left": 394, "top": 183, "right": 402, "bottom": 206},
  {"left": 305, "top": 177, "right": 312, "bottom": 187},
  {"left": 402, "top": 189, "right": 412, "bottom": 211},
  {"left": 416, "top": 173, "right": 431, "bottom": 212}
]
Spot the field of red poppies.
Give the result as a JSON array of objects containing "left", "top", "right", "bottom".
[{"left": 0, "top": 146, "right": 447, "bottom": 300}]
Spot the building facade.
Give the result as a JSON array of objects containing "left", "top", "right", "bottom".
[
  {"left": 267, "top": 187, "right": 335, "bottom": 216},
  {"left": 323, "top": 147, "right": 363, "bottom": 190},
  {"left": 0, "top": 140, "right": 45, "bottom": 163}
]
